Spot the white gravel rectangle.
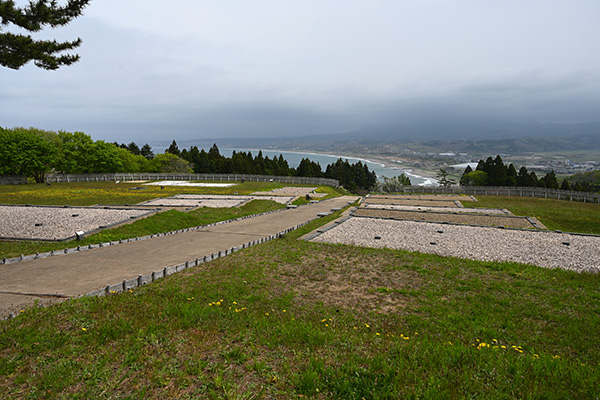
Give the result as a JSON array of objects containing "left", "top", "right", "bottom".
[
  {"left": 144, "top": 181, "right": 237, "bottom": 187},
  {"left": 141, "top": 198, "right": 250, "bottom": 208},
  {"left": 0, "top": 206, "right": 152, "bottom": 241},
  {"left": 310, "top": 217, "right": 600, "bottom": 273},
  {"left": 141, "top": 195, "right": 294, "bottom": 207},
  {"left": 363, "top": 204, "right": 509, "bottom": 215}
]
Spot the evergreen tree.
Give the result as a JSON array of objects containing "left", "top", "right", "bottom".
[
  {"left": 506, "top": 163, "right": 517, "bottom": 186},
  {"left": 398, "top": 173, "right": 411, "bottom": 186},
  {"left": 517, "top": 166, "right": 537, "bottom": 187},
  {"left": 459, "top": 165, "right": 473, "bottom": 186},
  {"left": 540, "top": 171, "right": 559, "bottom": 189},
  {"left": 488, "top": 155, "right": 507, "bottom": 186},
  {"left": 297, "top": 158, "right": 323, "bottom": 177},
  {"left": 560, "top": 179, "right": 571, "bottom": 191},
  {"left": 127, "top": 141, "right": 141, "bottom": 155},
  {"left": 436, "top": 168, "right": 456, "bottom": 187},
  {"left": 166, "top": 140, "right": 180, "bottom": 156},
  {"left": 140, "top": 143, "right": 154, "bottom": 160},
  {"left": 0, "top": 0, "right": 91, "bottom": 70}
]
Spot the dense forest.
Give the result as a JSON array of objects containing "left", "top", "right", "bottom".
[
  {"left": 460, "top": 155, "right": 598, "bottom": 192},
  {"left": 0, "top": 127, "right": 376, "bottom": 192}
]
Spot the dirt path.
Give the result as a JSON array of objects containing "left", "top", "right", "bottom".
[{"left": 0, "top": 196, "right": 358, "bottom": 318}]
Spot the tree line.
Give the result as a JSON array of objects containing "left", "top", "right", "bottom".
[
  {"left": 459, "top": 155, "right": 594, "bottom": 192},
  {"left": 0, "top": 127, "right": 194, "bottom": 183},
  {"left": 1, "top": 128, "right": 377, "bottom": 191},
  {"left": 163, "top": 140, "right": 377, "bottom": 192}
]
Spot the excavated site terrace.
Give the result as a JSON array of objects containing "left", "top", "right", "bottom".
[{"left": 0, "top": 205, "right": 153, "bottom": 241}]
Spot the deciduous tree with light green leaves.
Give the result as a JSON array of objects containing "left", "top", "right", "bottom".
[
  {"left": 57, "top": 130, "right": 123, "bottom": 173},
  {"left": 0, "top": 126, "right": 58, "bottom": 182}
]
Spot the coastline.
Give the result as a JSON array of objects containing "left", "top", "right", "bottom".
[
  {"left": 221, "top": 147, "right": 439, "bottom": 186},
  {"left": 272, "top": 148, "right": 439, "bottom": 186}
]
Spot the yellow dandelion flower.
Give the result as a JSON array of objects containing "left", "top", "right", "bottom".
[
  {"left": 365, "top": 324, "right": 370, "bottom": 328},
  {"left": 376, "top": 333, "right": 380, "bottom": 336},
  {"left": 81, "top": 327, "right": 87, "bottom": 332},
  {"left": 353, "top": 326, "right": 358, "bottom": 330},
  {"left": 321, "top": 319, "right": 327, "bottom": 323},
  {"left": 265, "top": 312, "right": 269, "bottom": 316},
  {"left": 233, "top": 301, "right": 237, "bottom": 305},
  {"left": 283, "top": 310, "right": 286, "bottom": 312},
  {"left": 448, "top": 341, "right": 453, "bottom": 345}
]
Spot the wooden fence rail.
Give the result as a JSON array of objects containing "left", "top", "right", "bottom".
[
  {"left": 44, "top": 173, "right": 339, "bottom": 187},
  {"left": 397, "top": 185, "right": 600, "bottom": 204},
  {"left": 0, "top": 176, "right": 27, "bottom": 185}
]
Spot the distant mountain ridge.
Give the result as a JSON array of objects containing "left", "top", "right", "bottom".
[{"left": 153, "top": 120, "right": 600, "bottom": 154}]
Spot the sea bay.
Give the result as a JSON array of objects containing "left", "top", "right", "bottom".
[{"left": 220, "top": 148, "right": 435, "bottom": 186}]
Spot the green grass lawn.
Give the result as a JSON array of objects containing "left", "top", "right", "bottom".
[
  {"left": 464, "top": 196, "right": 600, "bottom": 234},
  {"left": 1, "top": 185, "right": 599, "bottom": 398},
  {"left": 1, "top": 219, "right": 599, "bottom": 399}
]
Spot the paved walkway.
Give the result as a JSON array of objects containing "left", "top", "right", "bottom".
[{"left": 0, "top": 196, "right": 359, "bottom": 318}]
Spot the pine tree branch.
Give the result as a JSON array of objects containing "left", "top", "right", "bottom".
[
  {"left": 0, "top": 31, "right": 81, "bottom": 69},
  {"left": 0, "top": 0, "right": 91, "bottom": 31}
]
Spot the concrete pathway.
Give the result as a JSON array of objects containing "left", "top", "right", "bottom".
[{"left": 0, "top": 196, "right": 358, "bottom": 318}]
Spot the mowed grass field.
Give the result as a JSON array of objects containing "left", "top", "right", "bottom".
[{"left": 0, "top": 184, "right": 599, "bottom": 398}]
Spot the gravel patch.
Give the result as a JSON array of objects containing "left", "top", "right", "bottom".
[
  {"left": 363, "top": 204, "right": 509, "bottom": 215},
  {"left": 310, "top": 217, "right": 600, "bottom": 273},
  {"left": 353, "top": 208, "right": 535, "bottom": 229},
  {"left": 140, "top": 198, "right": 249, "bottom": 208},
  {"left": 253, "top": 187, "right": 326, "bottom": 197},
  {"left": 174, "top": 194, "right": 295, "bottom": 204},
  {"left": 141, "top": 195, "right": 295, "bottom": 207},
  {"left": 364, "top": 198, "right": 460, "bottom": 207},
  {"left": 0, "top": 205, "right": 152, "bottom": 241},
  {"left": 144, "top": 180, "right": 237, "bottom": 187},
  {"left": 368, "top": 194, "right": 476, "bottom": 201}
]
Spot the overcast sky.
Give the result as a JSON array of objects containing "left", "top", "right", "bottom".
[{"left": 2, "top": 0, "right": 600, "bottom": 143}]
